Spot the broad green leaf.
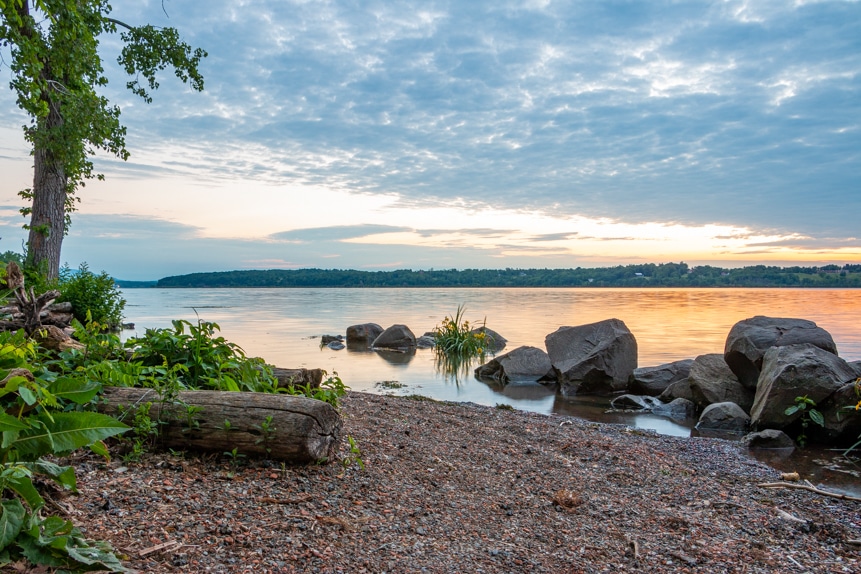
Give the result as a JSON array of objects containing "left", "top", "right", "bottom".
[
  {"left": 784, "top": 405, "right": 800, "bottom": 416},
  {"left": 88, "top": 439, "right": 110, "bottom": 461},
  {"left": 0, "top": 412, "right": 29, "bottom": 432},
  {"left": 33, "top": 460, "right": 77, "bottom": 492},
  {"left": 17, "top": 386, "right": 36, "bottom": 406},
  {"left": 809, "top": 409, "right": 825, "bottom": 427},
  {"left": 6, "top": 474, "right": 44, "bottom": 511},
  {"left": 0, "top": 499, "right": 26, "bottom": 551},
  {"left": 47, "top": 376, "right": 101, "bottom": 405},
  {"left": 12, "top": 412, "right": 129, "bottom": 459}
]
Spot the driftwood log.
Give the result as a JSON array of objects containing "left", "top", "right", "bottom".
[{"left": 98, "top": 387, "right": 342, "bottom": 464}]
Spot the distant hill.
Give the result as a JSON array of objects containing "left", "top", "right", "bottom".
[
  {"left": 155, "top": 263, "right": 861, "bottom": 288},
  {"left": 114, "top": 279, "right": 158, "bottom": 288}
]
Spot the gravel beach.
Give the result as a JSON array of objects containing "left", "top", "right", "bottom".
[{"left": 53, "top": 392, "right": 861, "bottom": 573}]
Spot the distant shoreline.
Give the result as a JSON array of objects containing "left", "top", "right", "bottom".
[{"left": 115, "top": 262, "right": 861, "bottom": 289}]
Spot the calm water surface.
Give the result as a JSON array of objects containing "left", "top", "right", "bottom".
[{"left": 120, "top": 288, "right": 861, "bottom": 491}]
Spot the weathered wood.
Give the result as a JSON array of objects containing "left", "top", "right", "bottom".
[{"left": 98, "top": 387, "right": 342, "bottom": 464}]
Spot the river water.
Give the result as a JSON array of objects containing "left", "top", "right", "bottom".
[{"left": 119, "top": 287, "right": 861, "bottom": 492}]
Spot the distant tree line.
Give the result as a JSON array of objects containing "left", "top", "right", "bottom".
[{"left": 153, "top": 263, "right": 861, "bottom": 288}]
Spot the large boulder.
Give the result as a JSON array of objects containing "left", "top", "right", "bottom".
[
  {"left": 724, "top": 316, "right": 837, "bottom": 388},
  {"left": 688, "top": 354, "right": 754, "bottom": 412},
  {"left": 750, "top": 343, "right": 857, "bottom": 431},
  {"left": 696, "top": 402, "right": 750, "bottom": 432},
  {"left": 654, "top": 398, "right": 697, "bottom": 420},
  {"left": 629, "top": 359, "right": 694, "bottom": 396},
  {"left": 817, "top": 380, "right": 861, "bottom": 442},
  {"left": 658, "top": 379, "right": 694, "bottom": 404},
  {"left": 474, "top": 346, "right": 553, "bottom": 384},
  {"left": 346, "top": 323, "right": 384, "bottom": 346},
  {"left": 545, "top": 319, "right": 637, "bottom": 395},
  {"left": 372, "top": 324, "right": 416, "bottom": 350}
]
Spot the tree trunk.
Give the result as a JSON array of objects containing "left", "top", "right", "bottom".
[
  {"left": 27, "top": 100, "right": 67, "bottom": 280},
  {"left": 97, "top": 387, "right": 343, "bottom": 464}
]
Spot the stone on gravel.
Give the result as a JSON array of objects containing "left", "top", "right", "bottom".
[
  {"left": 696, "top": 402, "right": 750, "bottom": 432},
  {"left": 545, "top": 318, "right": 637, "bottom": 395},
  {"left": 724, "top": 316, "right": 838, "bottom": 388}
]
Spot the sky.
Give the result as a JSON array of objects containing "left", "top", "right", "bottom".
[{"left": 1, "top": 0, "right": 859, "bottom": 281}]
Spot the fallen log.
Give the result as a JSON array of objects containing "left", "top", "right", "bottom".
[{"left": 98, "top": 386, "right": 342, "bottom": 464}]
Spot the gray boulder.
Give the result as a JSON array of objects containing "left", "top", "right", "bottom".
[
  {"left": 724, "top": 316, "right": 838, "bottom": 388},
  {"left": 469, "top": 326, "right": 507, "bottom": 353},
  {"left": 696, "top": 402, "right": 750, "bottom": 432},
  {"left": 817, "top": 380, "right": 861, "bottom": 441},
  {"left": 474, "top": 346, "right": 553, "bottom": 384},
  {"left": 750, "top": 343, "right": 857, "bottom": 431},
  {"left": 688, "top": 354, "right": 754, "bottom": 412},
  {"left": 654, "top": 398, "right": 697, "bottom": 420},
  {"left": 416, "top": 333, "right": 436, "bottom": 349},
  {"left": 372, "top": 324, "right": 417, "bottom": 350},
  {"left": 545, "top": 319, "right": 638, "bottom": 395},
  {"left": 629, "top": 359, "right": 694, "bottom": 396},
  {"left": 850, "top": 361, "right": 861, "bottom": 378},
  {"left": 346, "top": 323, "right": 384, "bottom": 346},
  {"left": 741, "top": 429, "right": 796, "bottom": 450},
  {"left": 658, "top": 379, "right": 694, "bottom": 403}
]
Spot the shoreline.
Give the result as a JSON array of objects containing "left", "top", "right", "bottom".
[{"left": 69, "top": 391, "right": 861, "bottom": 573}]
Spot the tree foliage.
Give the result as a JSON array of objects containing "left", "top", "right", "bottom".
[
  {"left": 0, "top": 0, "right": 206, "bottom": 279},
  {"left": 153, "top": 263, "right": 861, "bottom": 288}
]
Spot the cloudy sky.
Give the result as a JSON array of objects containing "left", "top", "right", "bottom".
[{"left": 1, "top": 0, "right": 859, "bottom": 280}]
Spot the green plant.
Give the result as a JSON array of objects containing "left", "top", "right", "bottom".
[
  {"left": 125, "top": 318, "right": 278, "bottom": 393},
  {"left": 223, "top": 447, "right": 245, "bottom": 477},
  {"left": 281, "top": 372, "right": 348, "bottom": 408},
  {"left": 432, "top": 305, "right": 490, "bottom": 358},
  {"left": 341, "top": 435, "right": 364, "bottom": 471},
  {"left": 785, "top": 395, "right": 825, "bottom": 447},
  {"left": 58, "top": 263, "right": 126, "bottom": 329},
  {"left": 255, "top": 415, "right": 276, "bottom": 455},
  {"left": 181, "top": 404, "right": 203, "bottom": 434},
  {"left": 0, "top": 332, "right": 129, "bottom": 570}
]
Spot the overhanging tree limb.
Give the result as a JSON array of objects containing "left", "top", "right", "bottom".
[{"left": 0, "top": 1, "right": 206, "bottom": 279}]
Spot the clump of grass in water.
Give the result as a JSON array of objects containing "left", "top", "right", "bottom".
[
  {"left": 432, "top": 305, "right": 493, "bottom": 383},
  {"left": 433, "top": 304, "right": 489, "bottom": 357}
]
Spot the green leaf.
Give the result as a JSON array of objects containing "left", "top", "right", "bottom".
[
  {"left": 12, "top": 412, "right": 129, "bottom": 459},
  {"left": 0, "top": 412, "right": 29, "bottom": 432},
  {"left": 33, "top": 460, "right": 77, "bottom": 492},
  {"left": 16, "top": 386, "right": 36, "bottom": 406},
  {"left": 88, "top": 439, "right": 110, "bottom": 461},
  {"left": 6, "top": 474, "right": 44, "bottom": 511},
  {"left": 809, "top": 409, "right": 825, "bottom": 427},
  {"left": 47, "top": 377, "right": 101, "bottom": 405},
  {"left": 0, "top": 499, "right": 26, "bottom": 551},
  {"left": 784, "top": 405, "right": 800, "bottom": 416}
]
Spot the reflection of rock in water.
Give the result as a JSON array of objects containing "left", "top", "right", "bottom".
[
  {"left": 475, "top": 378, "right": 558, "bottom": 401},
  {"left": 374, "top": 348, "right": 416, "bottom": 365}
]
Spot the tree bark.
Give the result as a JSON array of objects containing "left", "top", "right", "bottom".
[
  {"left": 97, "top": 387, "right": 343, "bottom": 464},
  {"left": 27, "top": 99, "right": 67, "bottom": 281}
]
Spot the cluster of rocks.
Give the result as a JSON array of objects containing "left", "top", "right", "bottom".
[
  {"left": 325, "top": 322, "right": 507, "bottom": 353},
  {"left": 473, "top": 316, "right": 861, "bottom": 448}
]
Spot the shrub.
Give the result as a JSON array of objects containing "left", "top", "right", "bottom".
[{"left": 58, "top": 263, "right": 126, "bottom": 329}]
